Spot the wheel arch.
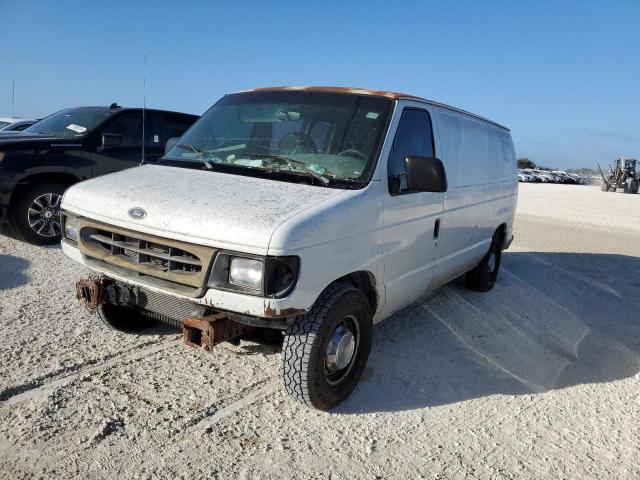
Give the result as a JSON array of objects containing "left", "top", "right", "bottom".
[
  {"left": 322, "top": 270, "right": 379, "bottom": 317},
  {"left": 10, "top": 172, "right": 80, "bottom": 206}
]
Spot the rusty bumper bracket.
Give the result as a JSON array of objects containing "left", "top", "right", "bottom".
[
  {"left": 76, "top": 277, "right": 112, "bottom": 310},
  {"left": 183, "top": 313, "right": 254, "bottom": 353}
]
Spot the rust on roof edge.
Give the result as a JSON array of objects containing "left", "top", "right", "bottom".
[{"left": 229, "top": 86, "right": 509, "bottom": 131}]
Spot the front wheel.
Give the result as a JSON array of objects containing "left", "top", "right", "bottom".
[
  {"left": 282, "top": 283, "right": 372, "bottom": 410},
  {"left": 9, "top": 183, "right": 67, "bottom": 245},
  {"left": 466, "top": 232, "right": 502, "bottom": 292}
]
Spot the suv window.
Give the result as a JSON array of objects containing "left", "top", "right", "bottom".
[
  {"left": 103, "top": 113, "right": 143, "bottom": 147},
  {"left": 388, "top": 109, "right": 435, "bottom": 194},
  {"left": 160, "top": 115, "right": 195, "bottom": 145}
]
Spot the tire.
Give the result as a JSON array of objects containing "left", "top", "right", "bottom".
[
  {"left": 466, "top": 232, "right": 502, "bottom": 292},
  {"left": 9, "top": 183, "right": 67, "bottom": 245},
  {"left": 97, "top": 303, "right": 157, "bottom": 332},
  {"left": 601, "top": 182, "right": 609, "bottom": 192},
  {"left": 282, "top": 283, "right": 372, "bottom": 410},
  {"left": 632, "top": 180, "right": 640, "bottom": 194},
  {"left": 623, "top": 178, "right": 638, "bottom": 194}
]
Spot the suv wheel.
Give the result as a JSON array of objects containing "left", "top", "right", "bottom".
[
  {"left": 9, "top": 183, "right": 66, "bottom": 245},
  {"left": 282, "top": 283, "right": 372, "bottom": 410},
  {"left": 97, "top": 303, "right": 157, "bottom": 332},
  {"left": 466, "top": 232, "right": 503, "bottom": 292}
]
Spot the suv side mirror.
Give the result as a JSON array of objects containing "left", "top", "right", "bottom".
[
  {"left": 101, "top": 133, "right": 122, "bottom": 148},
  {"left": 165, "top": 137, "right": 179, "bottom": 155},
  {"left": 405, "top": 156, "right": 447, "bottom": 192}
]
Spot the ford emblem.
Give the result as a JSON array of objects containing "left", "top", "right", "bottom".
[{"left": 128, "top": 207, "right": 147, "bottom": 219}]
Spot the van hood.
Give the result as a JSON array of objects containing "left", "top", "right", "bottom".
[{"left": 62, "top": 164, "right": 343, "bottom": 252}]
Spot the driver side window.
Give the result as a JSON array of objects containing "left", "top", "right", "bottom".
[
  {"left": 103, "top": 113, "right": 143, "bottom": 147},
  {"left": 388, "top": 109, "right": 435, "bottom": 195}
]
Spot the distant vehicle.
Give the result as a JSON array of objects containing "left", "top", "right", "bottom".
[
  {"left": 0, "top": 117, "right": 20, "bottom": 129},
  {"left": 0, "top": 104, "right": 198, "bottom": 244},
  {"left": 63, "top": 86, "right": 518, "bottom": 410},
  {"left": 0, "top": 118, "right": 40, "bottom": 133},
  {"left": 599, "top": 158, "right": 638, "bottom": 194}
]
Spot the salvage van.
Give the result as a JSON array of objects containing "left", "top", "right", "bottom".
[{"left": 62, "top": 86, "right": 517, "bottom": 410}]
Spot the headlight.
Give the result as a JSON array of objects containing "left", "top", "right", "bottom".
[
  {"left": 207, "top": 253, "right": 300, "bottom": 298},
  {"left": 229, "top": 257, "right": 263, "bottom": 290},
  {"left": 63, "top": 214, "right": 79, "bottom": 243}
]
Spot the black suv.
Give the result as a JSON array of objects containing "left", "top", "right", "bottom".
[{"left": 0, "top": 105, "right": 197, "bottom": 244}]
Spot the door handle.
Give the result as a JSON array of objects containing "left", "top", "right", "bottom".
[{"left": 434, "top": 218, "right": 441, "bottom": 239}]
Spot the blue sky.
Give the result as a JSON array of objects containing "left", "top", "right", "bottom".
[{"left": 1, "top": 0, "right": 638, "bottom": 169}]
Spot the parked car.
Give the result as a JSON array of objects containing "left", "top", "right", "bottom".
[
  {"left": 0, "top": 118, "right": 40, "bottom": 133},
  {"left": 0, "top": 117, "right": 20, "bottom": 129},
  {"left": 62, "top": 86, "right": 517, "bottom": 410},
  {"left": 0, "top": 104, "right": 198, "bottom": 244}
]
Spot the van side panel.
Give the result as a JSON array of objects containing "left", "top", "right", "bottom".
[{"left": 432, "top": 108, "right": 517, "bottom": 286}]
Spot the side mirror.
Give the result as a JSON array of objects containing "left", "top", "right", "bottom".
[
  {"left": 101, "top": 133, "right": 122, "bottom": 148},
  {"left": 165, "top": 137, "right": 179, "bottom": 155},
  {"left": 405, "top": 156, "right": 447, "bottom": 192}
]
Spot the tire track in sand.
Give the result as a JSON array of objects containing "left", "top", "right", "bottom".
[{"left": 2, "top": 340, "right": 179, "bottom": 406}]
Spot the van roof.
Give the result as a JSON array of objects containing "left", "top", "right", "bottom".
[{"left": 233, "top": 86, "right": 509, "bottom": 131}]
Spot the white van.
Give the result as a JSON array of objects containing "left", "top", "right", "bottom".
[{"left": 62, "top": 86, "right": 517, "bottom": 410}]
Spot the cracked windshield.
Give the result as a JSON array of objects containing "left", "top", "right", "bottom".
[{"left": 162, "top": 91, "right": 392, "bottom": 188}]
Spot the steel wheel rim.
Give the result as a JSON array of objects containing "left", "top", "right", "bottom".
[
  {"left": 325, "top": 314, "right": 360, "bottom": 386},
  {"left": 27, "top": 193, "right": 62, "bottom": 237}
]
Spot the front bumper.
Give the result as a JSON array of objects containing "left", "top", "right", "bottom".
[
  {"left": 62, "top": 241, "right": 307, "bottom": 321},
  {"left": 0, "top": 186, "right": 11, "bottom": 223}
]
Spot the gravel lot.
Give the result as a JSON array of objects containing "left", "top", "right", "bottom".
[{"left": 1, "top": 183, "right": 639, "bottom": 479}]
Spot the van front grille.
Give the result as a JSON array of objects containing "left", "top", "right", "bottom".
[
  {"left": 77, "top": 219, "right": 216, "bottom": 297},
  {"left": 89, "top": 230, "right": 203, "bottom": 274}
]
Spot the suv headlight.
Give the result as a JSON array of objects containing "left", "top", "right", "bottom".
[{"left": 208, "top": 253, "right": 300, "bottom": 298}]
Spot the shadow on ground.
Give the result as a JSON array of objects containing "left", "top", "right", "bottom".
[
  {"left": 338, "top": 251, "right": 640, "bottom": 414},
  {"left": 0, "top": 253, "right": 30, "bottom": 290}
]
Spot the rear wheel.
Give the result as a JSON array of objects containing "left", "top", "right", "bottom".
[
  {"left": 97, "top": 303, "right": 157, "bottom": 332},
  {"left": 282, "top": 283, "right": 372, "bottom": 410},
  {"left": 600, "top": 182, "right": 609, "bottom": 192},
  {"left": 466, "top": 232, "right": 502, "bottom": 292},
  {"left": 9, "top": 183, "right": 66, "bottom": 245}
]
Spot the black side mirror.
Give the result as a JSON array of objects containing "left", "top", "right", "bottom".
[
  {"left": 165, "top": 137, "right": 179, "bottom": 155},
  {"left": 405, "top": 156, "right": 447, "bottom": 192},
  {"left": 101, "top": 133, "right": 122, "bottom": 148}
]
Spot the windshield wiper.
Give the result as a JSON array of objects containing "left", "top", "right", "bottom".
[
  {"left": 244, "top": 152, "right": 330, "bottom": 185},
  {"left": 176, "top": 144, "right": 214, "bottom": 170}
]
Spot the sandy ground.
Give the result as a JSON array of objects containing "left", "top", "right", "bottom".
[{"left": 1, "top": 183, "right": 639, "bottom": 479}]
